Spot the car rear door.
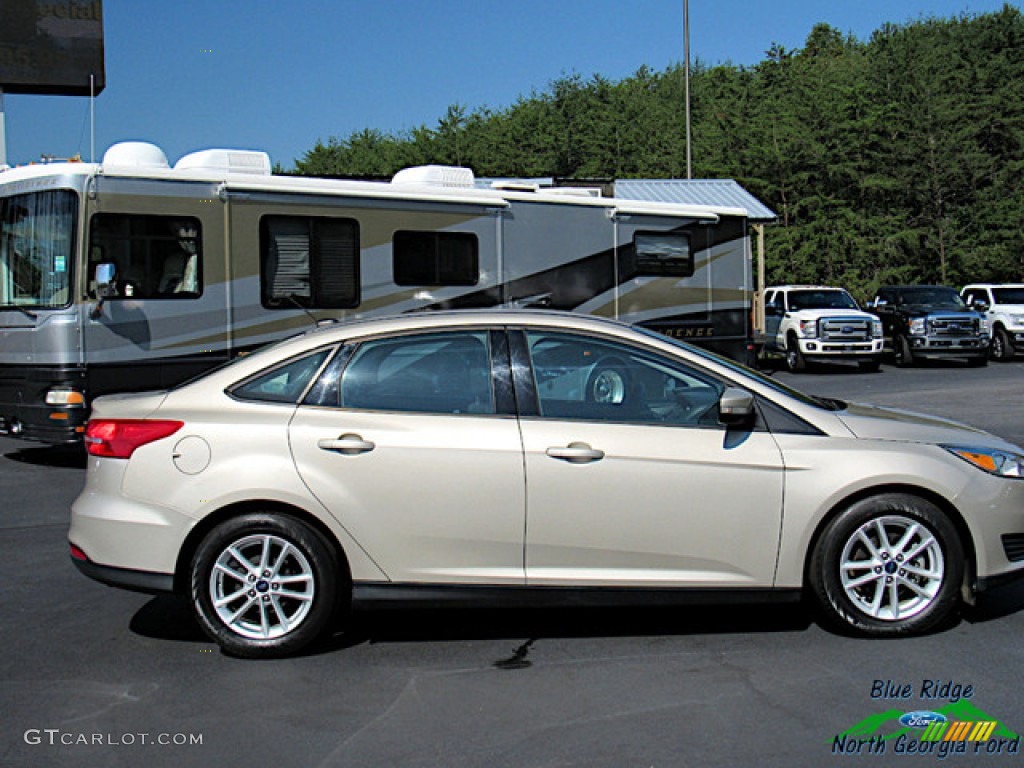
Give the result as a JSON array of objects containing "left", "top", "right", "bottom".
[
  {"left": 513, "top": 329, "right": 786, "bottom": 588},
  {"left": 288, "top": 329, "right": 527, "bottom": 584}
]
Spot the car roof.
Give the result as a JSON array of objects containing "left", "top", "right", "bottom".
[{"left": 216, "top": 309, "right": 660, "bottom": 380}]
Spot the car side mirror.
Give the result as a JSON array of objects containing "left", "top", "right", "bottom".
[
  {"left": 973, "top": 300, "right": 989, "bottom": 312},
  {"left": 95, "top": 262, "right": 117, "bottom": 298},
  {"left": 90, "top": 262, "right": 118, "bottom": 320},
  {"left": 718, "top": 387, "right": 755, "bottom": 427}
]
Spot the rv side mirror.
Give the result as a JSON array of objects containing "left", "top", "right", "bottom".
[
  {"left": 95, "top": 262, "right": 118, "bottom": 298},
  {"left": 718, "top": 387, "right": 755, "bottom": 427}
]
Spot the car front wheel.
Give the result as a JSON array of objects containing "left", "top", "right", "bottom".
[
  {"left": 894, "top": 335, "right": 914, "bottom": 367},
  {"left": 786, "top": 337, "right": 807, "bottom": 372},
  {"left": 190, "top": 513, "right": 344, "bottom": 658},
  {"left": 808, "top": 494, "right": 963, "bottom": 636},
  {"left": 992, "top": 328, "right": 1015, "bottom": 361}
]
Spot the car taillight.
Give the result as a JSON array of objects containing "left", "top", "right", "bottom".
[{"left": 84, "top": 419, "right": 184, "bottom": 458}]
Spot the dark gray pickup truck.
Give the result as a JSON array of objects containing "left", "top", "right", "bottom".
[{"left": 868, "top": 285, "right": 989, "bottom": 367}]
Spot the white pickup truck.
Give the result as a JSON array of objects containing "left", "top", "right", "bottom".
[
  {"left": 762, "top": 285, "right": 884, "bottom": 372},
  {"left": 961, "top": 283, "right": 1024, "bottom": 360}
]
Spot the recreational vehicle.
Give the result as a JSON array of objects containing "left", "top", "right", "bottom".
[{"left": 0, "top": 141, "right": 754, "bottom": 444}]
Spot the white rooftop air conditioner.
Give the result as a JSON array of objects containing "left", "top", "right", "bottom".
[
  {"left": 392, "top": 165, "right": 476, "bottom": 188},
  {"left": 101, "top": 142, "right": 171, "bottom": 170},
  {"left": 174, "top": 149, "right": 272, "bottom": 176}
]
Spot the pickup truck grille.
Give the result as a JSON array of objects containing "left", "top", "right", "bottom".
[
  {"left": 819, "top": 318, "right": 872, "bottom": 342},
  {"left": 928, "top": 316, "right": 979, "bottom": 336}
]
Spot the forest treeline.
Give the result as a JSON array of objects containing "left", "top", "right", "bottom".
[{"left": 294, "top": 6, "right": 1024, "bottom": 299}]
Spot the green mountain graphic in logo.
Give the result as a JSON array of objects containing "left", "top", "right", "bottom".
[{"left": 835, "top": 701, "right": 1018, "bottom": 743}]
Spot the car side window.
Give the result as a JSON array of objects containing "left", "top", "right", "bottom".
[
  {"left": 230, "top": 349, "right": 334, "bottom": 404},
  {"left": 524, "top": 332, "right": 725, "bottom": 427},
  {"left": 338, "top": 331, "right": 495, "bottom": 415}
]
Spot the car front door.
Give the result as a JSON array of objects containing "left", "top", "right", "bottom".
[
  {"left": 514, "top": 330, "right": 786, "bottom": 588},
  {"left": 288, "top": 329, "right": 527, "bottom": 584}
]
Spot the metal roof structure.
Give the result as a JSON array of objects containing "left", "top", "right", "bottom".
[{"left": 614, "top": 179, "right": 777, "bottom": 223}]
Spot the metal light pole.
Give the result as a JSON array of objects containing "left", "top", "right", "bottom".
[{"left": 683, "top": 0, "right": 692, "bottom": 179}]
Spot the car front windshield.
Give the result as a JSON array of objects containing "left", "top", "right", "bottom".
[
  {"left": 900, "top": 287, "right": 963, "bottom": 307},
  {"left": 0, "top": 190, "right": 78, "bottom": 309},
  {"left": 788, "top": 290, "right": 858, "bottom": 311}
]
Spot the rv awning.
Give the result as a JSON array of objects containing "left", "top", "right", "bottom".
[{"left": 614, "top": 179, "right": 777, "bottom": 223}]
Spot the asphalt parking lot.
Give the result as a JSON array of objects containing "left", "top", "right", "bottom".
[{"left": 2, "top": 358, "right": 1023, "bottom": 768}]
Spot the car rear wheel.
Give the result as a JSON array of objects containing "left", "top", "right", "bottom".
[
  {"left": 808, "top": 494, "right": 963, "bottom": 636},
  {"left": 190, "top": 513, "right": 344, "bottom": 658}
]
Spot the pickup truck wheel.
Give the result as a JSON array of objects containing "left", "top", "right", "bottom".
[
  {"left": 894, "top": 335, "right": 914, "bottom": 368},
  {"left": 785, "top": 337, "right": 807, "bottom": 372},
  {"left": 808, "top": 494, "right": 963, "bottom": 636},
  {"left": 992, "top": 328, "right": 1015, "bottom": 361}
]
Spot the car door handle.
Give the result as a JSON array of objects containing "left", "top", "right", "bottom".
[
  {"left": 546, "top": 443, "right": 605, "bottom": 464},
  {"left": 317, "top": 434, "right": 375, "bottom": 455}
]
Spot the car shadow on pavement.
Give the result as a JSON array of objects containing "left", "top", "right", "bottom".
[
  {"left": 130, "top": 595, "right": 208, "bottom": 643},
  {"left": 962, "top": 579, "right": 1024, "bottom": 626},
  {"left": 3, "top": 443, "right": 87, "bottom": 469},
  {"left": 329, "top": 602, "right": 814, "bottom": 652},
  {"left": 128, "top": 595, "right": 814, "bottom": 656}
]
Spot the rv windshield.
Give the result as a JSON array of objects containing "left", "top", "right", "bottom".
[{"left": 0, "top": 190, "right": 78, "bottom": 309}]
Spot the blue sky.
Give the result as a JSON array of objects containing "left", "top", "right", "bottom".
[{"left": 1, "top": 0, "right": 1017, "bottom": 169}]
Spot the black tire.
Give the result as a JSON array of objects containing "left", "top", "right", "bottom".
[
  {"left": 785, "top": 336, "right": 807, "bottom": 372},
  {"left": 190, "top": 512, "right": 345, "bottom": 658},
  {"left": 894, "top": 335, "right": 915, "bottom": 368},
  {"left": 586, "top": 358, "right": 629, "bottom": 404},
  {"left": 992, "top": 328, "right": 1015, "bottom": 361},
  {"left": 808, "top": 494, "right": 963, "bottom": 637},
  {"left": 857, "top": 358, "right": 881, "bottom": 373}
]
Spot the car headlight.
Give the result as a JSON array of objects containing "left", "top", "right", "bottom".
[
  {"left": 944, "top": 445, "right": 1024, "bottom": 478},
  {"left": 872, "top": 319, "right": 883, "bottom": 338},
  {"left": 979, "top": 319, "right": 989, "bottom": 334},
  {"left": 909, "top": 318, "right": 927, "bottom": 335},
  {"left": 799, "top": 319, "right": 818, "bottom": 338}
]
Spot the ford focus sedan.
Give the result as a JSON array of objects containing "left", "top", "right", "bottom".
[{"left": 70, "top": 311, "right": 1024, "bottom": 657}]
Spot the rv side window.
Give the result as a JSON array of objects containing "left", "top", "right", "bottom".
[
  {"left": 88, "top": 214, "right": 202, "bottom": 299},
  {"left": 393, "top": 231, "right": 479, "bottom": 286},
  {"left": 634, "top": 232, "right": 693, "bottom": 277},
  {"left": 261, "top": 215, "right": 359, "bottom": 309}
]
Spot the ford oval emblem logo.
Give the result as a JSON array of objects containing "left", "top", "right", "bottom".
[
  {"left": 899, "top": 711, "right": 948, "bottom": 729},
  {"left": 842, "top": 326, "right": 854, "bottom": 334}
]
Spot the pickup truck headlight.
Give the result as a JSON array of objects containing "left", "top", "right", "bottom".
[
  {"left": 979, "top": 318, "right": 990, "bottom": 334},
  {"left": 799, "top": 319, "right": 818, "bottom": 338},
  {"left": 944, "top": 445, "right": 1024, "bottom": 479},
  {"left": 909, "top": 318, "right": 927, "bottom": 335},
  {"left": 872, "top": 319, "right": 883, "bottom": 338}
]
